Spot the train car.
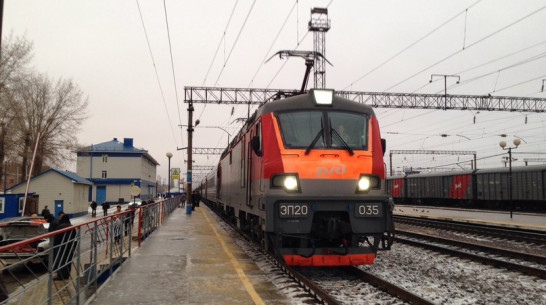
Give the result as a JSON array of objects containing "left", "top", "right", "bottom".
[
  {"left": 474, "top": 165, "right": 546, "bottom": 211},
  {"left": 201, "top": 89, "right": 394, "bottom": 266},
  {"left": 387, "top": 164, "right": 546, "bottom": 212}
]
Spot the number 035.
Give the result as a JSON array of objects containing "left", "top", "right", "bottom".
[{"left": 357, "top": 204, "right": 382, "bottom": 217}]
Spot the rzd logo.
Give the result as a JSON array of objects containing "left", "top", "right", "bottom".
[{"left": 317, "top": 164, "right": 345, "bottom": 177}]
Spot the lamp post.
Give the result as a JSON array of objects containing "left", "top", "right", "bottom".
[
  {"left": 166, "top": 152, "right": 172, "bottom": 198},
  {"left": 430, "top": 74, "right": 460, "bottom": 110},
  {"left": 499, "top": 138, "right": 521, "bottom": 219}
]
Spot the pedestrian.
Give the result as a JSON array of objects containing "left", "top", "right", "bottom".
[
  {"left": 41, "top": 205, "right": 51, "bottom": 219},
  {"left": 90, "top": 201, "right": 97, "bottom": 217},
  {"left": 115, "top": 205, "right": 122, "bottom": 214},
  {"left": 47, "top": 211, "right": 64, "bottom": 232},
  {"left": 101, "top": 201, "right": 110, "bottom": 216},
  {"left": 53, "top": 214, "right": 76, "bottom": 280},
  {"left": 124, "top": 204, "right": 136, "bottom": 236},
  {"left": 113, "top": 214, "right": 122, "bottom": 244}
]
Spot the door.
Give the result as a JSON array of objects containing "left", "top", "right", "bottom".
[
  {"left": 54, "top": 200, "right": 64, "bottom": 217},
  {"left": 96, "top": 186, "right": 106, "bottom": 204}
]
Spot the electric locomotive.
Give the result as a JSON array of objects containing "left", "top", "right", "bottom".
[{"left": 202, "top": 89, "right": 393, "bottom": 266}]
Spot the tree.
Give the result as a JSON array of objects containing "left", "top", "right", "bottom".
[
  {"left": 0, "top": 34, "right": 33, "bottom": 183},
  {"left": 11, "top": 73, "right": 88, "bottom": 176}
]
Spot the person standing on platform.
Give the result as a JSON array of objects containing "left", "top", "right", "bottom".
[
  {"left": 53, "top": 214, "right": 76, "bottom": 280},
  {"left": 48, "top": 211, "right": 64, "bottom": 233},
  {"left": 101, "top": 201, "right": 110, "bottom": 216},
  {"left": 90, "top": 201, "right": 97, "bottom": 217}
]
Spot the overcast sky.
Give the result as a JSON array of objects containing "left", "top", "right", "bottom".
[{"left": 4, "top": 0, "right": 546, "bottom": 182}]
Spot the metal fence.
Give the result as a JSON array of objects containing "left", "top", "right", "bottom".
[{"left": 0, "top": 196, "right": 181, "bottom": 305}]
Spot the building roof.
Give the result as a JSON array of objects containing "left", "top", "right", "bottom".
[
  {"left": 8, "top": 168, "right": 92, "bottom": 191},
  {"left": 79, "top": 138, "right": 143, "bottom": 153},
  {"left": 78, "top": 137, "right": 160, "bottom": 165}
]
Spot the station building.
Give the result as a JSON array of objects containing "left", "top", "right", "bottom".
[
  {"left": 76, "top": 138, "right": 159, "bottom": 204},
  {"left": 6, "top": 169, "right": 92, "bottom": 218}
]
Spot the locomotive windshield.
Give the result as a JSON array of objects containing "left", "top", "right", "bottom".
[{"left": 277, "top": 111, "right": 368, "bottom": 150}]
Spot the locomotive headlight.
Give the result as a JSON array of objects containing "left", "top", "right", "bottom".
[
  {"left": 271, "top": 173, "right": 300, "bottom": 192},
  {"left": 284, "top": 176, "right": 298, "bottom": 191},
  {"left": 311, "top": 89, "right": 333, "bottom": 106},
  {"left": 356, "top": 174, "right": 380, "bottom": 193},
  {"left": 358, "top": 177, "right": 371, "bottom": 191}
]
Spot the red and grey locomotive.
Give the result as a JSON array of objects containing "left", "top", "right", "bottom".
[{"left": 201, "top": 89, "right": 393, "bottom": 266}]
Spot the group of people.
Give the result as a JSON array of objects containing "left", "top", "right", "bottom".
[{"left": 89, "top": 201, "right": 111, "bottom": 217}]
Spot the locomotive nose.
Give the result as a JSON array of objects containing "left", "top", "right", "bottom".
[{"left": 314, "top": 213, "right": 352, "bottom": 243}]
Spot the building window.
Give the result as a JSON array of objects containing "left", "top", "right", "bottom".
[
  {"left": 0, "top": 197, "right": 4, "bottom": 213},
  {"left": 102, "top": 154, "right": 108, "bottom": 163},
  {"left": 102, "top": 171, "right": 107, "bottom": 178}
]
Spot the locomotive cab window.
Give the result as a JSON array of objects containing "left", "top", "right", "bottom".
[{"left": 277, "top": 110, "right": 368, "bottom": 150}]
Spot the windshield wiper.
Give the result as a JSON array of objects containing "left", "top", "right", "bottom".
[
  {"left": 331, "top": 129, "right": 354, "bottom": 155},
  {"left": 305, "top": 128, "right": 324, "bottom": 155}
]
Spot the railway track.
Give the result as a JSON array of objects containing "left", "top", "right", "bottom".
[
  {"left": 207, "top": 202, "right": 436, "bottom": 304},
  {"left": 395, "top": 232, "right": 546, "bottom": 279},
  {"left": 394, "top": 215, "right": 546, "bottom": 245}
]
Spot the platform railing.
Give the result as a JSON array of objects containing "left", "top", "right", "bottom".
[{"left": 0, "top": 196, "right": 181, "bottom": 305}]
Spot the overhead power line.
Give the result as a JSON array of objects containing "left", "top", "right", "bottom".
[
  {"left": 163, "top": 0, "right": 182, "bottom": 126},
  {"left": 343, "top": 0, "right": 484, "bottom": 90},
  {"left": 385, "top": 4, "right": 546, "bottom": 92},
  {"left": 135, "top": 0, "right": 179, "bottom": 147},
  {"left": 202, "top": 0, "right": 240, "bottom": 86}
]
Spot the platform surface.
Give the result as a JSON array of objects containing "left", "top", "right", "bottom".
[
  {"left": 90, "top": 206, "right": 291, "bottom": 305},
  {"left": 394, "top": 205, "right": 546, "bottom": 231}
]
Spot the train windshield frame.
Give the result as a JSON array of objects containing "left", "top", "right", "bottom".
[{"left": 276, "top": 110, "right": 369, "bottom": 150}]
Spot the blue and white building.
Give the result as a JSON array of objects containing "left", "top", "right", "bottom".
[{"left": 76, "top": 138, "right": 159, "bottom": 204}]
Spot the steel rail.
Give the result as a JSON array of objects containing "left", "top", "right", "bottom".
[
  {"left": 343, "top": 266, "right": 436, "bottom": 305},
  {"left": 394, "top": 215, "right": 546, "bottom": 244},
  {"left": 396, "top": 236, "right": 546, "bottom": 280},
  {"left": 269, "top": 255, "right": 343, "bottom": 305},
  {"left": 203, "top": 201, "right": 341, "bottom": 305},
  {"left": 397, "top": 229, "right": 546, "bottom": 265}
]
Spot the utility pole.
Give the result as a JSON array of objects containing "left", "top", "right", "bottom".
[
  {"left": 185, "top": 101, "right": 194, "bottom": 214},
  {"left": 309, "top": 7, "right": 330, "bottom": 89}
]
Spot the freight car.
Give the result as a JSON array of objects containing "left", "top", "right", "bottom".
[
  {"left": 200, "top": 89, "right": 394, "bottom": 266},
  {"left": 386, "top": 164, "right": 546, "bottom": 212}
]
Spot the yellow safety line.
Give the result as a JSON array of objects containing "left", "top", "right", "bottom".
[{"left": 201, "top": 208, "right": 266, "bottom": 305}]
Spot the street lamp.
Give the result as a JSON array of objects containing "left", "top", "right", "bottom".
[
  {"left": 202, "top": 126, "right": 232, "bottom": 147},
  {"left": 166, "top": 152, "right": 173, "bottom": 198},
  {"left": 499, "top": 138, "right": 521, "bottom": 219}
]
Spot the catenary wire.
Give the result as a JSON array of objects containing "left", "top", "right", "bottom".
[
  {"left": 163, "top": 0, "right": 182, "bottom": 126},
  {"left": 247, "top": 0, "right": 298, "bottom": 88},
  {"left": 342, "top": 0, "right": 484, "bottom": 91},
  {"left": 197, "top": 0, "right": 257, "bottom": 123},
  {"left": 384, "top": 5, "right": 546, "bottom": 92},
  {"left": 201, "top": 0, "right": 240, "bottom": 86},
  {"left": 135, "top": 0, "right": 179, "bottom": 147}
]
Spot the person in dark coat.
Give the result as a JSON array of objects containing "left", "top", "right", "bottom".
[
  {"left": 41, "top": 205, "right": 51, "bottom": 219},
  {"left": 53, "top": 214, "right": 76, "bottom": 280},
  {"left": 101, "top": 201, "right": 110, "bottom": 216},
  {"left": 90, "top": 201, "right": 97, "bottom": 217},
  {"left": 47, "top": 211, "right": 64, "bottom": 233}
]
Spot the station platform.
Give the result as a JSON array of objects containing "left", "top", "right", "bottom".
[
  {"left": 394, "top": 205, "right": 546, "bottom": 232},
  {"left": 89, "top": 205, "right": 291, "bottom": 305}
]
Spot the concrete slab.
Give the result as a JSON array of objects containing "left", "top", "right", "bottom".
[{"left": 90, "top": 206, "right": 291, "bottom": 305}]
